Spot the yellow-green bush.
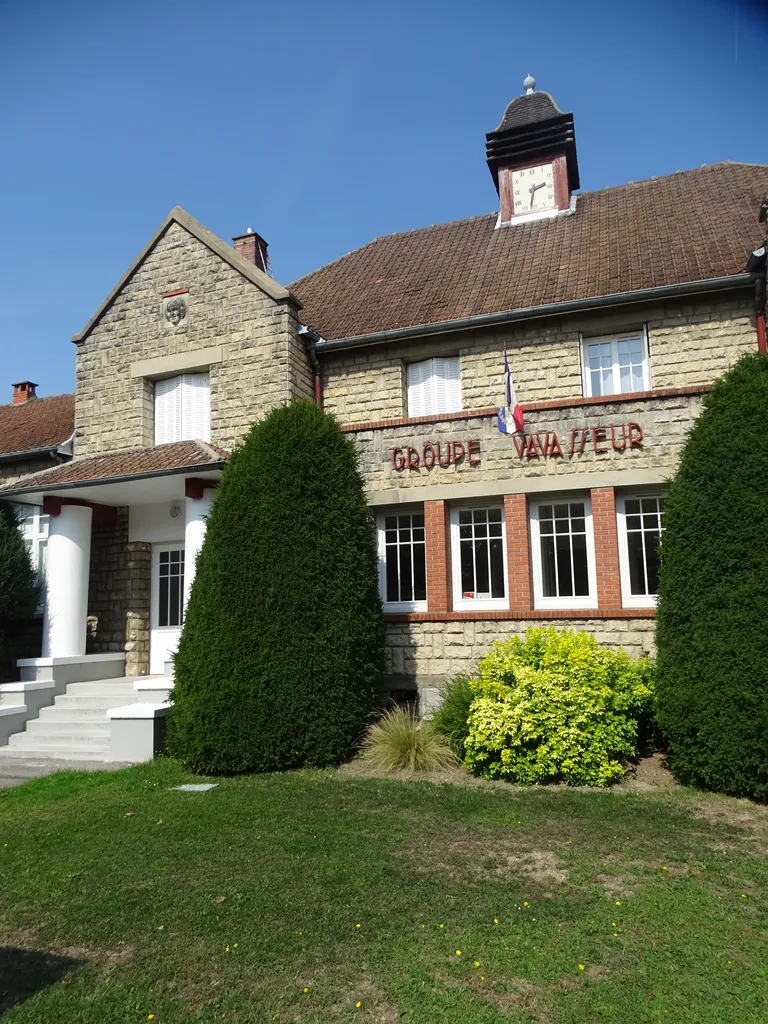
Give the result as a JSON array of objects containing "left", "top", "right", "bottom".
[{"left": 464, "top": 628, "right": 654, "bottom": 787}]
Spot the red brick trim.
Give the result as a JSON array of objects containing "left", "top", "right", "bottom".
[
  {"left": 384, "top": 609, "right": 654, "bottom": 622},
  {"left": 339, "top": 385, "right": 709, "bottom": 434},
  {"left": 424, "top": 500, "right": 452, "bottom": 612},
  {"left": 504, "top": 493, "right": 532, "bottom": 609},
  {"left": 591, "top": 486, "right": 622, "bottom": 609},
  {"left": 161, "top": 288, "right": 189, "bottom": 298},
  {"left": 42, "top": 495, "right": 117, "bottom": 525}
]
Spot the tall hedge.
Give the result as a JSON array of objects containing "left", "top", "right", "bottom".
[
  {"left": 167, "top": 401, "right": 385, "bottom": 773},
  {"left": 0, "top": 503, "right": 40, "bottom": 679},
  {"left": 655, "top": 352, "right": 768, "bottom": 798}
]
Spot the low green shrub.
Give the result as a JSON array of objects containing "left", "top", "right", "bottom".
[
  {"left": 360, "top": 707, "right": 458, "bottom": 772},
  {"left": 430, "top": 674, "right": 474, "bottom": 758},
  {"left": 464, "top": 627, "right": 654, "bottom": 787}
]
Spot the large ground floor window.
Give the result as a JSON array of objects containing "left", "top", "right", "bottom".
[
  {"left": 377, "top": 510, "right": 427, "bottom": 612},
  {"left": 617, "top": 494, "right": 665, "bottom": 606},
  {"left": 451, "top": 505, "right": 507, "bottom": 610},
  {"left": 530, "top": 498, "right": 597, "bottom": 610}
]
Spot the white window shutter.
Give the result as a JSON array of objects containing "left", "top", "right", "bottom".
[
  {"left": 155, "top": 376, "right": 182, "bottom": 445},
  {"left": 407, "top": 360, "right": 429, "bottom": 416},
  {"left": 181, "top": 373, "right": 210, "bottom": 441},
  {"left": 432, "top": 356, "right": 461, "bottom": 413}
]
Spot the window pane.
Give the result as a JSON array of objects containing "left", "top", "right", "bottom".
[
  {"left": 384, "top": 516, "right": 397, "bottom": 531},
  {"left": 398, "top": 543, "right": 413, "bottom": 601},
  {"left": 627, "top": 532, "right": 647, "bottom": 595},
  {"left": 541, "top": 536, "right": 557, "bottom": 597},
  {"left": 159, "top": 576, "right": 169, "bottom": 627},
  {"left": 385, "top": 548, "right": 400, "bottom": 602},
  {"left": 413, "top": 543, "right": 427, "bottom": 601},
  {"left": 572, "top": 533, "right": 589, "bottom": 596},
  {"left": 475, "top": 539, "right": 490, "bottom": 596},
  {"left": 460, "top": 540, "right": 475, "bottom": 597},
  {"left": 644, "top": 532, "right": 661, "bottom": 594},
  {"left": 490, "top": 538, "right": 505, "bottom": 598},
  {"left": 556, "top": 534, "right": 573, "bottom": 596}
]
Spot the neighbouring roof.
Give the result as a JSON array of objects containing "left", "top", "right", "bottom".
[
  {"left": 0, "top": 439, "right": 227, "bottom": 494},
  {"left": 71, "top": 206, "right": 300, "bottom": 344},
  {"left": 290, "top": 162, "right": 768, "bottom": 342},
  {"left": 0, "top": 393, "right": 75, "bottom": 458}
]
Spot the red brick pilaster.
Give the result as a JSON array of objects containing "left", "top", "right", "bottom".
[
  {"left": 425, "top": 500, "right": 452, "bottom": 612},
  {"left": 504, "top": 493, "right": 532, "bottom": 609},
  {"left": 591, "top": 487, "right": 622, "bottom": 609}
]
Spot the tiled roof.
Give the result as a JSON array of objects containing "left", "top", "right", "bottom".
[
  {"left": 0, "top": 394, "right": 75, "bottom": 457},
  {"left": 0, "top": 440, "right": 227, "bottom": 493},
  {"left": 291, "top": 162, "right": 768, "bottom": 342},
  {"left": 495, "top": 90, "right": 562, "bottom": 131}
]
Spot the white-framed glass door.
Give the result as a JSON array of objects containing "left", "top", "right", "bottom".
[{"left": 150, "top": 542, "right": 185, "bottom": 675}]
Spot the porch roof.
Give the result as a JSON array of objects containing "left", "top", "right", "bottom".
[{"left": 0, "top": 440, "right": 227, "bottom": 506}]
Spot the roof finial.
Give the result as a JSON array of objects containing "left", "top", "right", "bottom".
[{"left": 523, "top": 74, "right": 536, "bottom": 95}]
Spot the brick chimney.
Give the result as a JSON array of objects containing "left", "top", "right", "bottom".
[
  {"left": 12, "top": 381, "right": 38, "bottom": 404},
  {"left": 232, "top": 228, "right": 270, "bottom": 275}
]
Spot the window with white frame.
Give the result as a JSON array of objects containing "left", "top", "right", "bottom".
[
  {"left": 15, "top": 503, "right": 48, "bottom": 606},
  {"left": 407, "top": 357, "right": 461, "bottom": 417},
  {"left": 617, "top": 495, "right": 664, "bottom": 606},
  {"left": 581, "top": 330, "right": 651, "bottom": 398},
  {"left": 154, "top": 373, "right": 210, "bottom": 445},
  {"left": 377, "top": 510, "right": 427, "bottom": 611},
  {"left": 530, "top": 498, "right": 597, "bottom": 609},
  {"left": 451, "top": 506, "right": 507, "bottom": 610}
]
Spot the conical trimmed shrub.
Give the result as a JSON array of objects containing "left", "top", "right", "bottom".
[
  {"left": 655, "top": 352, "right": 768, "bottom": 798},
  {"left": 167, "top": 401, "right": 384, "bottom": 773}
]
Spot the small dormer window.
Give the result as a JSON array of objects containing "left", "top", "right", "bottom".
[
  {"left": 406, "top": 357, "right": 461, "bottom": 417},
  {"left": 154, "top": 373, "right": 210, "bottom": 445}
]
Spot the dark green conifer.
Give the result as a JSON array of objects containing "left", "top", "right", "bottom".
[
  {"left": 655, "top": 352, "right": 768, "bottom": 798},
  {"left": 167, "top": 401, "right": 384, "bottom": 772}
]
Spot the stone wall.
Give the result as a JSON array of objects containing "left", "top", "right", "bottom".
[
  {"left": 320, "top": 295, "right": 756, "bottom": 424},
  {"left": 385, "top": 616, "right": 655, "bottom": 689},
  {"left": 351, "top": 391, "right": 701, "bottom": 496},
  {"left": 74, "top": 220, "right": 313, "bottom": 457},
  {"left": 86, "top": 508, "right": 151, "bottom": 676},
  {"left": 0, "top": 455, "right": 60, "bottom": 486}
]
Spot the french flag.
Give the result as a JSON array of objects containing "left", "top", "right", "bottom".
[{"left": 496, "top": 351, "right": 524, "bottom": 434}]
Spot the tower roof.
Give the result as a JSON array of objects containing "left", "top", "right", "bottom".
[{"left": 486, "top": 77, "right": 580, "bottom": 193}]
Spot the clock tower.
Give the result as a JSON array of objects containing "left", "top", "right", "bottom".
[{"left": 486, "top": 76, "right": 580, "bottom": 225}]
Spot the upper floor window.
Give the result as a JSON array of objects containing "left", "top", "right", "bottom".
[
  {"left": 581, "top": 330, "right": 651, "bottom": 398},
  {"left": 530, "top": 498, "right": 597, "bottom": 609},
  {"left": 377, "top": 509, "right": 427, "bottom": 612},
  {"left": 155, "top": 373, "right": 210, "bottom": 445},
  {"left": 407, "top": 357, "right": 461, "bottom": 417},
  {"left": 617, "top": 494, "right": 665, "bottom": 607},
  {"left": 451, "top": 505, "right": 507, "bottom": 610}
]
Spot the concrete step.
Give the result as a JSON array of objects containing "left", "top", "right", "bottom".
[
  {"left": 22, "top": 720, "right": 111, "bottom": 738},
  {"left": 7, "top": 730, "right": 110, "bottom": 751},
  {"left": 54, "top": 694, "right": 138, "bottom": 708},
  {"left": 38, "top": 706, "right": 112, "bottom": 721},
  {"left": 64, "top": 680, "right": 141, "bottom": 695},
  {"left": 0, "top": 744, "right": 112, "bottom": 761}
]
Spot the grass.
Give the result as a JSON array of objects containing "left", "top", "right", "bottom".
[
  {"left": 1, "top": 760, "right": 768, "bottom": 1023},
  {"left": 360, "top": 707, "right": 458, "bottom": 772}
]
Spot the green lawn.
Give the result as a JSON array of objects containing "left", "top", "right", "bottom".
[{"left": 1, "top": 760, "right": 767, "bottom": 1023}]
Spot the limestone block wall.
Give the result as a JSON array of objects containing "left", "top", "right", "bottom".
[
  {"left": 87, "top": 508, "right": 151, "bottom": 676},
  {"left": 0, "top": 456, "right": 61, "bottom": 486},
  {"left": 350, "top": 392, "right": 702, "bottom": 496},
  {"left": 74, "top": 221, "right": 313, "bottom": 457},
  {"left": 385, "top": 616, "right": 655, "bottom": 688},
  {"left": 320, "top": 294, "right": 756, "bottom": 425}
]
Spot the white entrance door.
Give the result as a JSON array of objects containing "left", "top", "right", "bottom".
[{"left": 150, "top": 543, "right": 185, "bottom": 675}]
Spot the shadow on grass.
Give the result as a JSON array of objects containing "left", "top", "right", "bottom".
[{"left": 0, "top": 946, "right": 84, "bottom": 1014}]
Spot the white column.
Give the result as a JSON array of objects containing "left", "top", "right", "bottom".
[
  {"left": 183, "top": 488, "right": 215, "bottom": 610},
  {"left": 42, "top": 504, "right": 93, "bottom": 658}
]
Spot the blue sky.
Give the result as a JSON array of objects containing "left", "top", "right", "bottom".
[{"left": 1, "top": 0, "right": 766, "bottom": 397}]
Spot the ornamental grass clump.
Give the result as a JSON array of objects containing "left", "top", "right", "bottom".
[
  {"left": 464, "top": 627, "right": 654, "bottom": 787},
  {"left": 360, "top": 707, "right": 458, "bottom": 773},
  {"left": 655, "top": 352, "right": 768, "bottom": 799}
]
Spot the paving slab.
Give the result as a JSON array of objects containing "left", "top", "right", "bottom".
[{"left": 0, "top": 755, "right": 134, "bottom": 789}]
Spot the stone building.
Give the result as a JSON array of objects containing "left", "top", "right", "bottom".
[{"left": 1, "top": 78, "right": 767, "bottom": 752}]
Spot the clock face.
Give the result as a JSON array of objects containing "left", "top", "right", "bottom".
[{"left": 511, "top": 163, "right": 556, "bottom": 215}]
